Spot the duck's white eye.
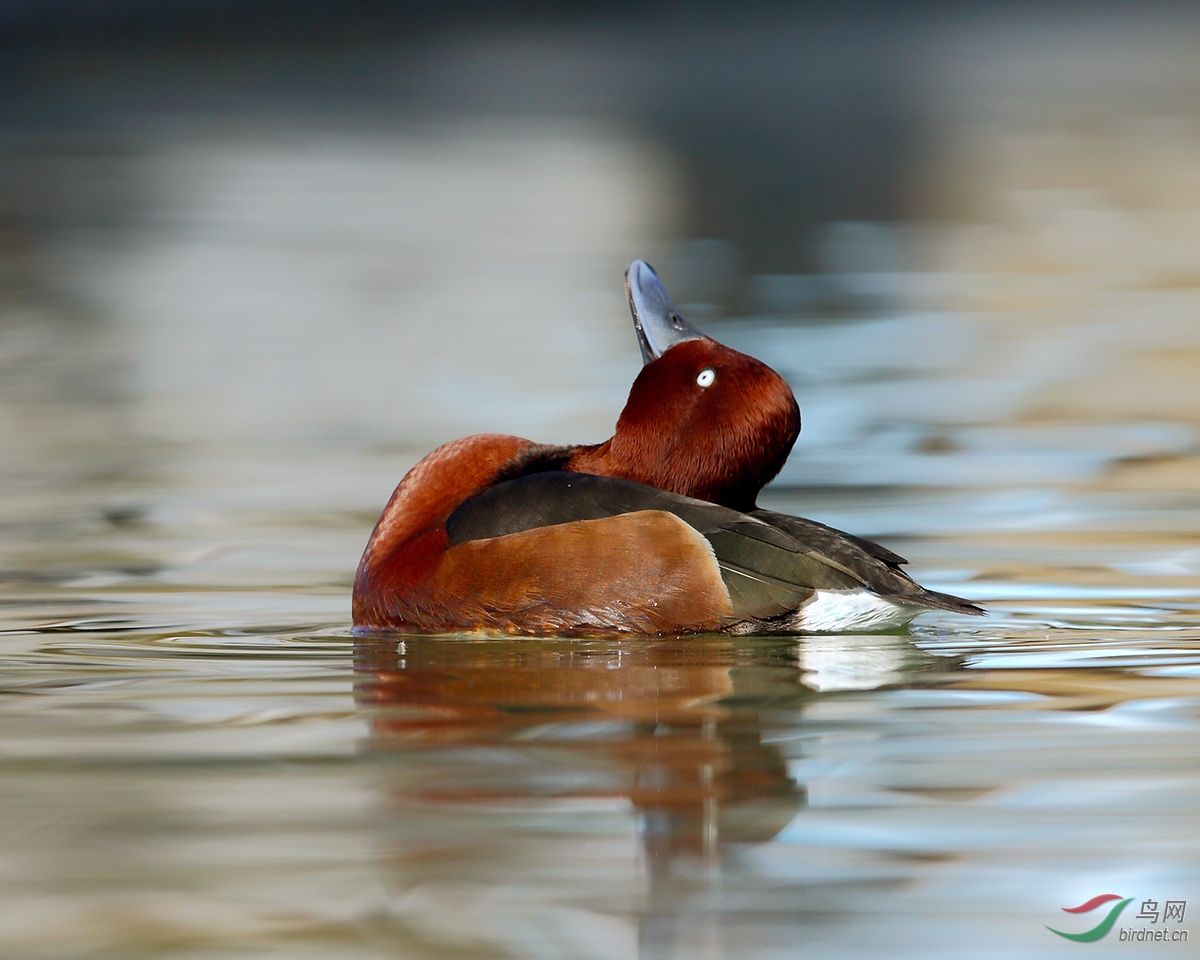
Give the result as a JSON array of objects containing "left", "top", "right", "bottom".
[{"left": 696, "top": 368, "right": 716, "bottom": 388}]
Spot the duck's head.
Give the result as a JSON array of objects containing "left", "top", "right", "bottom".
[{"left": 582, "top": 261, "right": 800, "bottom": 512}]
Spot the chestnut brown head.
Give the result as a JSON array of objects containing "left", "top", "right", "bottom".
[{"left": 572, "top": 262, "right": 800, "bottom": 511}]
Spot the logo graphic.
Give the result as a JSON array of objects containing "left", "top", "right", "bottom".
[
  {"left": 1048, "top": 895, "right": 1189, "bottom": 943},
  {"left": 1047, "top": 895, "right": 1134, "bottom": 942}
]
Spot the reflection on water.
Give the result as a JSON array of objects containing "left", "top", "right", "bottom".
[
  {"left": 5, "top": 585, "right": 1198, "bottom": 957},
  {"left": 4, "top": 10, "right": 1200, "bottom": 959},
  {"left": 356, "top": 637, "right": 806, "bottom": 958},
  {"left": 357, "top": 636, "right": 805, "bottom": 842}
]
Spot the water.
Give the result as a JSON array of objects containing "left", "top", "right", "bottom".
[
  {"left": 5, "top": 65, "right": 1200, "bottom": 960},
  {"left": 4, "top": 409, "right": 1199, "bottom": 960}
]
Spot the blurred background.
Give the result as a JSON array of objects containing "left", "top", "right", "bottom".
[
  {"left": 5, "top": 0, "right": 1200, "bottom": 507},
  {"left": 4, "top": 3, "right": 1200, "bottom": 959}
]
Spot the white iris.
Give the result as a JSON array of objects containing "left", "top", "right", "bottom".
[{"left": 696, "top": 368, "right": 716, "bottom": 388}]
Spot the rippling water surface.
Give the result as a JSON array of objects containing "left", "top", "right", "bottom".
[{"left": 4, "top": 415, "right": 1199, "bottom": 959}]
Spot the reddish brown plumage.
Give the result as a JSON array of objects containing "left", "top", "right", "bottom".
[
  {"left": 352, "top": 433, "right": 533, "bottom": 627},
  {"left": 356, "top": 511, "right": 732, "bottom": 634},
  {"left": 361, "top": 433, "right": 535, "bottom": 553},
  {"left": 569, "top": 339, "right": 799, "bottom": 511},
  {"left": 352, "top": 339, "right": 802, "bottom": 634}
]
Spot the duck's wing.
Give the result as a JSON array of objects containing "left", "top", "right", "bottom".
[
  {"left": 749, "top": 508, "right": 984, "bottom": 616},
  {"left": 446, "top": 472, "right": 981, "bottom": 622},
  {"left": 751, "top": 512, "right": 909, "bottom": 567},
  {"left": 447, "top": 472, "right": 839, "bottom": 620}
]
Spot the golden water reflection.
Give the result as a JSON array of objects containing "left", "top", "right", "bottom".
[{"left": 356, "top": 637, "right": 806, "bottom": 864}]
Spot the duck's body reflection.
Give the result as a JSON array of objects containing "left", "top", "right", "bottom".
[{"left": 355, "top": 636, "right": 807, "bottom": 957}]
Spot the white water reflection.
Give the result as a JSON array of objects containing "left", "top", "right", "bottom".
[{"left": 797, "top": 634, "right": 910, "bottom": 692}]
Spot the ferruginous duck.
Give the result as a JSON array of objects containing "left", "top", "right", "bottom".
[{"left": 352, "top": 261, "right": 984, "bottom": 635}]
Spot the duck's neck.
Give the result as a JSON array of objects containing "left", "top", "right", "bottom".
[{"left": 566, "top": 439, "right": 760, "bottom": 511}]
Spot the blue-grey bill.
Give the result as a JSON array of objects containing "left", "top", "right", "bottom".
[{"left": 626, "top": 260, "right": 708, "bottom": 364}]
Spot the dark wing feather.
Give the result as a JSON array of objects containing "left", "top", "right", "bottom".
[
  {"left": 749, "top": 510, "right": 909, "bottom": 572},
  {"left": 750, "top": 508, "right": 983, "bottom": 616},
  {"left": 445, "top": 472, "right": 983, "bottom": 620},
  {"left": 446, "top": 471, "right": 735, "bottom": 543}
]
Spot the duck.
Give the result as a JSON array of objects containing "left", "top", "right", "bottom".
[{"left": 352, "top": 260, "right": 984, "bottom": 635}]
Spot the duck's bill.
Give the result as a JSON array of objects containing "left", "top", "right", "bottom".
[{"left": 625, "top": 260, "right": 708, "bottom": 364}]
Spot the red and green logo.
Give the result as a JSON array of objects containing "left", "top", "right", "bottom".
[{"left": 1047, "top": 895, "right": 1134, "bottom": 942}]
